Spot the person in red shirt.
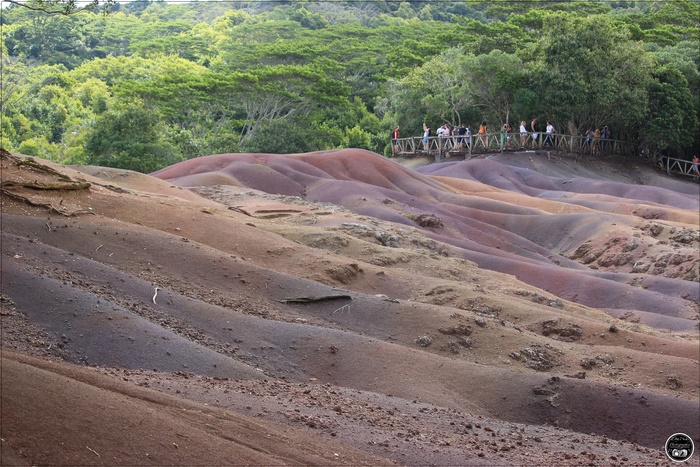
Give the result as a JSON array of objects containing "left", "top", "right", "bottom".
[{"left": 392, "top": 126, "right": 400, "bottom": 154}]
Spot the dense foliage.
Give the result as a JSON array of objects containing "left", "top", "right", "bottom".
[{"left": 1, "top": 0, "right": 698, "bottom": 171}]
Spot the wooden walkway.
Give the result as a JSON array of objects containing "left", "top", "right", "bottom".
[
  {"left": 391, "top": 132, "right": 698, "bottom": 180},
  {"left": 660, "top": 156, "right": 700, "bottom": 180}
]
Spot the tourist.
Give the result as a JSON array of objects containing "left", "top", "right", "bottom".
[
  {"left": 545, "top": 121, "right": 555, "bottom": 148},
  {"left": 436, "top": 124, "right": 446, "bottom": 152},
  {"left": 479, "top": 121, "right": 488, "bottom": 147},
  {"left": 585, "top": 128, "right": 594, "bottom": 153},
  {"left": 422, "top": 123, "right": 430, "bottom": 151},
  {"left": 392, "top": 125, "right": 400, "bottom": 154},
  {"left": 593, "top": 128, "right": 601, "bottom": 155},
  {"left": 692, "top": 155, "right": 699, "bottom": 179},
  {"left": 530, "top": 117, "right": 539, "bottom": 148},
  {"left": 457, "top": 124, "right": 466, "bottom": 149},
  {"left": 519, "top": 121, "right": 527, "bottom": 147}
]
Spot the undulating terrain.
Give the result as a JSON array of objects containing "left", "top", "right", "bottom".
[{"left": 1, "top": 147, "right": 698, "bottom": 465}]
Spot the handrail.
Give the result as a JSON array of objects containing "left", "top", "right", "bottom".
[
  {"left": 661, "top": 156, "right": 700, "bottom": 179},
  {"left": 390, "top": 132, "right": 698, "bottom": 180},
  {"left": 391, "top": 132, "right": 636, "bottom": 161}
]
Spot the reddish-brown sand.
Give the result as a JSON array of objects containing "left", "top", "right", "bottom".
[{"left": 1, "top": 147, "right": 698, "bottom": 466}]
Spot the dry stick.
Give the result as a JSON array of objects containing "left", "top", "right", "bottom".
[
  {"left": 332, "top": 304, "right": 350, "bottom": 314},
  {"left": 278, "top": 295, "right": 352, "bottom": 304},
  {"left": 86, "top": 446, "right": 100, "bottom": 457}
]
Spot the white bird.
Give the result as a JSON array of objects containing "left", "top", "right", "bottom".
[{"left": 152, "top": 286, "right": 160, "bottom": 305}]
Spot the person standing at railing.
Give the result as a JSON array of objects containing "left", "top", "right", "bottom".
[
  {"left": 545, "top": 121, "right": 555, "bottom": 148},
  {"left": 692, "top": 155, "right": 699, "bottom": 180},
  {"left": 530, "top": 117, "right": 539, "bottom": 148},
  {"left": 479, "top": 121, "right": 488, "bottom": 147},
  {"left": 457, "top": 124, "right": 466, "bottom": 149},
  {"left": 593, "top": 128, "right": 601, "bottom": 155},
  {"left": 422, "top": 123, "right": 430, "bottom": 151},
  {"left": 585, "top": 128, "right": 593, "bottom": 152},
  {"left": 519, "top": 121, "right": 527, "bottom": 147},
  {"left": 436, "top": 124, "right": 446, "bottom": 152},
  {"left": 392, "top": 125, "right": 400, "bottom": 154}
]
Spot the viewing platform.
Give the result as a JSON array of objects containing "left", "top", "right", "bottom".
[{"left": 391, "top": 132, "right": 698, "bottom": 180}]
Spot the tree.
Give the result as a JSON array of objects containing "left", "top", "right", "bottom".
[
  {"left": 533, "top": 13, "right": 652, "bottom": 136},
  {"left": 2, "top": 8, "right": 101, "bottom": 68},
  {"left": 0, "top": 55, "right": 33, "bottom": 114},
  {"left": 84, "top": 100, "right": 182, "bottom": 172},
  {"left": 18, "top": 135, "right": 55, "bottom": 159},
  {"left": 638, "top": 64, "right": 698, "bottom": 157},
  {"left": 386, "top": 47, "right": 470, "bottom": 133},
  {"left": 386, "top": 47, "right": 526, "bottom": 132},
  {"left": 239, "top": 118, "right": 341, "bottom": 154},
  {"left": 235, "top": 65, "right": 349, "bottom": 145},
  {"left": 458, "top": 50, "right": 527, "bottom": 125},
  {"left": 343, "top": 125, "right": 371, "bottom": 150},
  {"left": 4, "top": 0, "right": 115, "bottom": 15}
]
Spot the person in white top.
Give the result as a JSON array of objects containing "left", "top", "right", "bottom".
[
  {"left": 519, "top": 121, "right": 527, "bottom": 147},
  {"left": 436, "top": 125, "right": 446, "bottom": 152},
  {"left": 422, "top": 123, "right": 430, "bottom": 151},
  {"left": 545, "top": 121, "right": 555, "bottom": 147}
]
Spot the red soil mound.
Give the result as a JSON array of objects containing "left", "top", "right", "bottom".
[{"left": 154, "top": 149, "right": 700, "bottom": 329}]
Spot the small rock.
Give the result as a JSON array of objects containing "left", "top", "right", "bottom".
[{"left": 415, "top": 336, "right": 432, "bottom": 347}]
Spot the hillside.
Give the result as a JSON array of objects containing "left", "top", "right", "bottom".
[{"left": 1, "top": 148, "right": 698, "bottom": 465}]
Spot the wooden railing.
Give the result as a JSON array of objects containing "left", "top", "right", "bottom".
[
  {"left": 661, "top": 156, "right": 700, "bottom": 179},
  {"left": 390, "top": 133, "right": 698, "bottom": 180},
  {"left": 391, "top": 132, "right": 637, "bottom": 161}
]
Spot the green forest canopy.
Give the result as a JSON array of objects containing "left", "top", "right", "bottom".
[{"left": 1, "top": 0, "right": 698, "bottom": 172}]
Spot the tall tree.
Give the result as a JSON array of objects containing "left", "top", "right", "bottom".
[
  {"left": 84, "top": 100, "right": 182, "bottom": 172},
  {"left": 458, "top": 50, "right": 527, "bottom": 125},
  {"left": 533, "top": 13, "right": 652, "bottom": 136},
  {"left": 638, "top": 64, "right": 698, "bottom": 157}
]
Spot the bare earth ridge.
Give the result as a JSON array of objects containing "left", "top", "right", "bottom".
[{"left": 1, "top": 147, "right": 698, "bottom": 466}]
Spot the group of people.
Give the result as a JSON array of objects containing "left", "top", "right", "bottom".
[
  {"left": 453, "top": 118, "right": 562, "bottom": 150},
  {"left": 392, "top": 119, "right": 615, "bottom": 154},
  {"left": 524, "top": 118, "right": 558, "bottom": 149},
  {"left": 419, "top": 123, "right": 472, "bottom": 151},
  {"left": 394, "top": 124, "right": 698, "bottom": 182},
  {"left": 410, "top": 118, "right": 564, "bottom": 151},
  {"left": 583, "top": 125, "right": 611, "bottom": 155}
]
